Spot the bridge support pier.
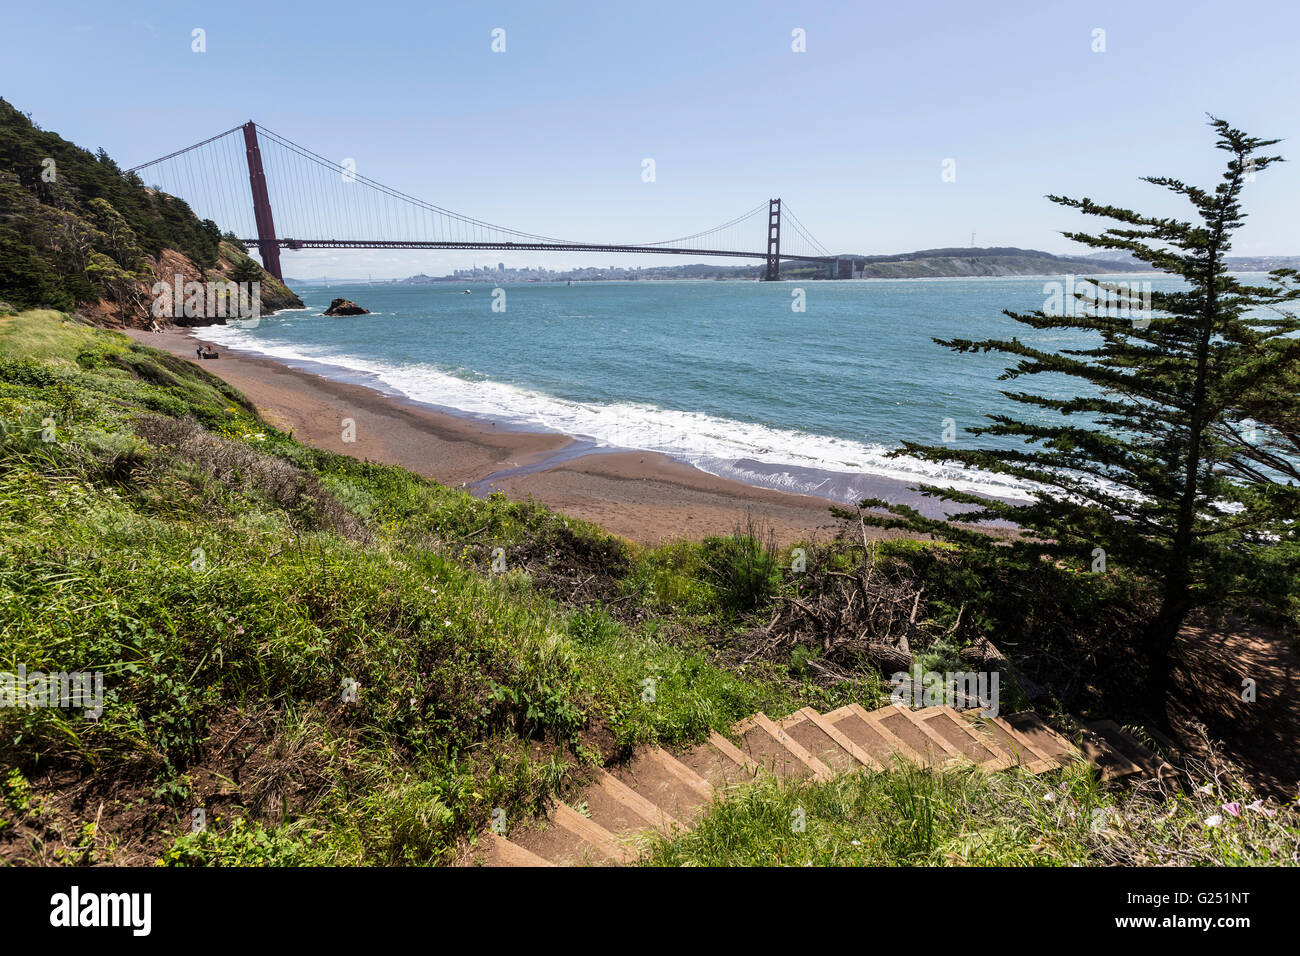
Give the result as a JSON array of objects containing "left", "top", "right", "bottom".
[
  {"left": 763, "top": 198, "right": 781, "bottom": 280},
  {"left": 242, "top": 122, "right": 283, "bottom": 283}
]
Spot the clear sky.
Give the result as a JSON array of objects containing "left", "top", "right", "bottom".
[{"left": 4, "top": 0, "right": 1298, "bottom": 278}]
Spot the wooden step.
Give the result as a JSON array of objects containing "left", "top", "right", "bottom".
[
  {"left": 646, "top": 747, "right": 713, "bottom": 798},
  {"left": 918, "top": 707, "right": 1010, "bottom": 770},
  {"left": 869, "top": 705, "right": 965, "bottom": 766},
  {"left": 1001, "top": 712, "right": 1080, "bottom": 768},
  {"left": 587, "top": 768, "right": 684, "bottom": 835},
  {"left": 551, "top": 801, "right": 636, "bottom": 864},
  {"left": 957, "top": 711, "right": 1058, "bottom": 774},
  {"left": 826, "top": 703, "right": 928, "bottom": 767},
  {"left": 781, "top": 706, "right": 883, "bottom": 771},
  {"left": 1081, "top": 720, "right": 1166, "bottom": 783},
  {"left": 477, "top": 831, "right": 556, "bottom": 867},
  {"left": 678, "top": 732, "right": 762, "bottom": 788},
  {"left": 613, "top": 748, "right": 712, "bottom": 826},
  {"left": 508, "top": 810, "right": 622, "bottom": 866},
  {"left": 734, "top": 712, "right": 833, "bottom": 780}
]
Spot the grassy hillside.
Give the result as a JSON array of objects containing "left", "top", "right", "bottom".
[
  {"left": 0, "top": 309, "right": 1293, "bottom": 866},
  {"left": 0, "top": 309, "right": 836, "bottom": 864}
]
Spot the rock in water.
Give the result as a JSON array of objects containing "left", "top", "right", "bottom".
[{"left": 323, "top": 297, "right": 370, "bottom": 316}]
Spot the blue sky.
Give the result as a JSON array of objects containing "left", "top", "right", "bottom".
[{"left": 5, "top": 0, "right": 1298, "bottom": 278}]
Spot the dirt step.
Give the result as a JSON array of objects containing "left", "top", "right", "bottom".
[
  {"left": 734, "top": 712, "right": 832, "bottom": 780},
  {"left": 550, "top": 801, "right": 637, "bottom": 864},
  {"left": 584, "top": 768, "right": 683, "bottom": 837},
  {"left": 825, "top": 703, "right": 927, "bottom": 767},
  {"left": 1001, "top": 712, "right": 1081, "bottom": 769},
  {"left": 779, "top": 706, "right": 882, "bottom": 771},
  {"left": 471, "top": 831, "right": 555, "bottom": 867},
  {"left": 507, "top": 806, "right": 621, "bottom": 866}
]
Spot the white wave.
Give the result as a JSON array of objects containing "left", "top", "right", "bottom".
[{"left": 199, "top": 324, "right": 1037, "bottom": 501}]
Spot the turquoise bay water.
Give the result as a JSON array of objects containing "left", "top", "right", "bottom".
[{"left": 202, "top": 275, "right": 1194, "bottom": 504}]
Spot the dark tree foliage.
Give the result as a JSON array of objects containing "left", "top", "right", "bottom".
[
  {"left": 857, "top": 118, "right": 1300, "bottom": 718},
  {"left": 0, "top": 97, "right": 223, "bottom": 308}
]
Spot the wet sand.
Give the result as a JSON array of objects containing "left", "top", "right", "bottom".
[{"left": 125, "top": 326, "right": 927, "bottom": 546}]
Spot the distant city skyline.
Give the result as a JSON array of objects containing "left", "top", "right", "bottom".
[{"left": 4, "top": 0, "right": 1298, "bottom": 278}]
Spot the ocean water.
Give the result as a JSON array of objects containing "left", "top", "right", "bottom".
[{"left": 200, "top": 274, "right": 1195, "bottom": 505}]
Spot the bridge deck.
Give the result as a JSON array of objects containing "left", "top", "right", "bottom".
[{"left": 241, "top": 238, "right": 836, "bottom": 263}]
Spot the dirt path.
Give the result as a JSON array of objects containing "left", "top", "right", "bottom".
[{"left": 1171, "top": 616, "right": 1300, "bottom": 798}]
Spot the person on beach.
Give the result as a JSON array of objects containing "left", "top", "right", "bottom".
[{"left": 196, "top": 345, "right": 203, "bottom": 360}]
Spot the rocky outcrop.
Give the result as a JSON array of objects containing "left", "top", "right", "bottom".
[
  {"left": 79, "top": 242, "right": 305, "bottom": 330},
  {"left": 322, "top": 298, "right": 370, "bottom": 316}
]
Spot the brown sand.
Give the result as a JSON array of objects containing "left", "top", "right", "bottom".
[{"left": 124, "top": 326, "right": 903, "bottom": 546}]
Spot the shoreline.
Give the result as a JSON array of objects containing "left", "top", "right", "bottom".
[{"left": 124, "top": 325, "right": 947, "bottom": 546}]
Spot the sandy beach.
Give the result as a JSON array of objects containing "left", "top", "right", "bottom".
[{"left": 124, "top": 326, "right": 927, "bottom": 546}]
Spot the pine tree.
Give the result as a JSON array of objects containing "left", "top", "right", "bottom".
[{"left": 859, "top": 118, "right": 1300, "bottom": 720}]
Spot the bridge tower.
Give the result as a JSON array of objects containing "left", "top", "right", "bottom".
[
  {"left": 242, "top": 122, "right": 283, "bottom": 282},
  {"left": 764, "top": 198, "right": 781, "bottom": 281}
]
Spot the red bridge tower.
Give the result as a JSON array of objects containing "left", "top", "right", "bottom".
[{"left": 242, "top": 122, "right": 283, "bottom": 282}]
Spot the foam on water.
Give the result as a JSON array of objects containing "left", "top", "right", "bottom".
[{"left": 201, "top": 321, "right": 1037, "bottom": 503}]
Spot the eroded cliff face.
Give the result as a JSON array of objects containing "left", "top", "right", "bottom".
[{"left": 78, "top": 242, "right": 303, "bottom": 329}]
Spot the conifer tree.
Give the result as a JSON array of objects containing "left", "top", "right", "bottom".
[{"left": 859, "top": 118, "right": 1300, "bottom": 717}]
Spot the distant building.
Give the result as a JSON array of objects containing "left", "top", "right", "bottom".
[{"left": 498, "top": 262, "right": 505, "bottom": 272}]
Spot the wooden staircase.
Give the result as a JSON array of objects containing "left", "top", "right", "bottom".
[{"left": 460, "top": 703, "right": 1113, "bottom": 867}]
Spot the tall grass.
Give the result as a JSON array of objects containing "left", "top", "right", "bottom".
[
  {"left": 642, "top": 760, "right": 1300, "bottom": 867},
  {"left": 702, "top": 519, "right": 782, "bottom": 613}
]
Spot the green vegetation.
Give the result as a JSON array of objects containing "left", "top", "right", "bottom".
[
  {"left": 1, "top": 309, "right": 1292, "bottom": 866},
  {"left": 701, "top": 522, "right": 782, "bottom": 613},
  {"left": 0, "top": 310, "right": 855, "bottom": 865},
  {"left": 0, "top": 99, "right": 222, "bottom": 311},
  {"left": 0, "top": 98, "right": 300, "bottom": 318},
  {"left": 847, "top": 247, "right": 1151, "bottom": 279},
  {"left": 643, "top": 761, "right": 1299, "bottom": 867}
]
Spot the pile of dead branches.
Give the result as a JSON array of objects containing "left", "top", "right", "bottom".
[{"left": 740, "top": 542, "right": 929, "bottom": 681}]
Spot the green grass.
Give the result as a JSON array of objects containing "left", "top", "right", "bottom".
[
  {"left": 0, "top": 312, "right": 826, "bottom": 865},
  {"left": 642, "top": 762, "right": 1300, "bottom": 867},
  {"left": 0, "top": 309, "right": 105, "bottom": 363},
  {"left": 1, "top": 310, "right": 1292, "bottom": 867}
]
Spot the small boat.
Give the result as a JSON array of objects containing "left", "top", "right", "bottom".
[{"left": 462, "top": 289, "right": 472, "bottom": 294}]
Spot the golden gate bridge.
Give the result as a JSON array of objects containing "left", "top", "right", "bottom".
[{"left": 126, "top": 122, "right": 851, "bottom": 283}]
